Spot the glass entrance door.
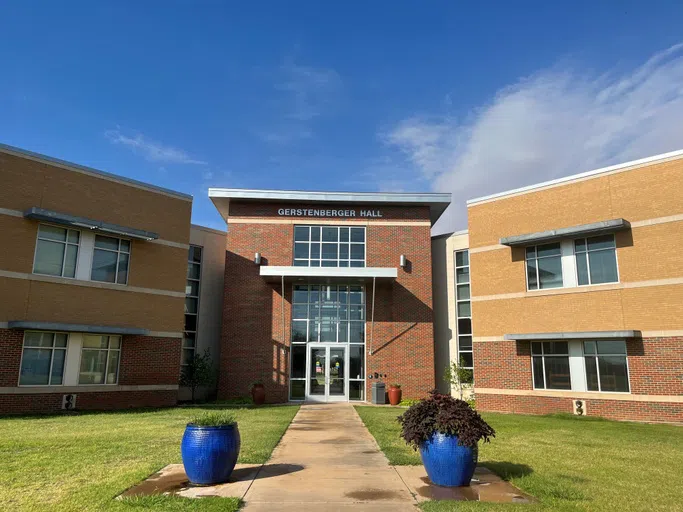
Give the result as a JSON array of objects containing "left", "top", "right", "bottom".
[{"left": 306, "top": 345, "right": 347, "bottom": 402}]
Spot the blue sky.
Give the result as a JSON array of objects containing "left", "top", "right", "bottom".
[{"left": 2, "top": 1, "right": 683, "bottom": 233}]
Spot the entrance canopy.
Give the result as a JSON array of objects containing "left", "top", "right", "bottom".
[{"left": 260, "top": 265, "right": 397, "bottom": 284}]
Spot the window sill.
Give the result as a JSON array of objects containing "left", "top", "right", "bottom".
[
  {"left": 3, "top": 384, "right": 179, "bottom": 394},
  {"left": 524, "top": 282, "right": 623, "bottom": 298}
]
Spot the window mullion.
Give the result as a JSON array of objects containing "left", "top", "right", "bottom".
[
  {"left": 595, "top": 354, "right": 601, "bottom": 392},
  {"left": 48, "top": 336, "right": 56, "bottom": 385}
]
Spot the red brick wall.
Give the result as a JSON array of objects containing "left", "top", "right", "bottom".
[
  {"left": 0, "top": 390, "right": 177, "bottom": 415},
  {"left": 473, "top": 340, "right": 532, "bottom": 390},
  {"left": 119, "top": 335, "right": 182, "bottom": 385},
  {"left": 474, "top": 336, "right": 683, "bottom": 423},
  {"left": 218, "top": 202, "right": 435, "bottom": 402},
  {"left": 477, "top": 394, "right": 683, "bottom": 424},
  {"left": 0, "top": 329, "right": 23, "bottom": 386},
  {"left": 0, "top": 329, "right": 180, "bottom": 414}
]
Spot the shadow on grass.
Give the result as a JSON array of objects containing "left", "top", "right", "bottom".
[{"left": 482, "top": 461, "right": 533, "bottom": 481}]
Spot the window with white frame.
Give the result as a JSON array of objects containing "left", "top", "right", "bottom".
[
  {"left": 19, "top": 332, "right": 68, "bottom": 385},
  {"left": 454, "top": 250, "right": 473, "bottom": 382},
  {"left": 183, "top": 245, "right": 202, "bottom": 366},
  {"left": 583, "top": 341, "right": 629, "bottom": 392},
  {"left": 78, "top": 335, "right": 121, "bottom": 384},
  {"left": 531, "top": 342, "right": 571, "bottom": 390},
  {"left": 293, "top": 226, "right": 366, "bottom": 267},
  {"left": 91, "top": 235, "right": 130, "bottom": 284},
  {"left": 525, "top": 243, "right": 563, "bottom": 290},
  {"left": 33, "top": 224, "right": 80, "bottom": 278},
  {"left": 575, "top": 235, "right": 618, "bottom": 286}
]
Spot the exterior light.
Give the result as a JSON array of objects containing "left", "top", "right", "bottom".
[
  {"left": 400, "top": 254, "right": 407, "bottom": 268},
  {"left": 254, "top": 252, "right": 262, "bottom": 265}
]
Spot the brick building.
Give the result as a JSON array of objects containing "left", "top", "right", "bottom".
[
  {"left": 0, "top": 144, "right": 224, "bottom": 414},
  {"left": 433, "top": 150, "right": 683, "bottom": 423},
  {"left": 209, "top": 189, "right": 450, "bottom": 403}
]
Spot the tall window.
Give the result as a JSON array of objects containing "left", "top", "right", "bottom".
[
  {"left": 526, "top": 243, "right": 563, "bottom": 290},
  {"left": 79, "top": 335, "right": 121, "bottom": 384},
  {"left": 91, "top": 235, "right": 130, "bottom": 284},
  {"left": 575, "top": 235, "right": 618, "bottom": 286},
  {"left": 293, "top": 226, "right": 365, "bottom": 267},
  {"left": 19, "top": 332, "right": 68, "bottom": 385},
  {"left": 454, "top": 250, "right": 473, "bottom": 382},
  {"left": 584, "top": 341, "right": 629, "bottom": 392},
  {"left": 183, "top": 246, "right": 202, "bottom": 365},
  {"left": 33, "top": 225, "right": 80, "bottom": 278},
  {"left": 531, "top": 342, "right": 571, "bottom": 390},
  {"left": 290, "top": 285, "right": 365, "bottom": 401}
]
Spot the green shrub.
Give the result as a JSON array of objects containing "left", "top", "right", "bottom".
[
  {"left": 189, "top": 411, "right": 237, "bottom": 427},
  {"left": 399, "top": 398, "right": 420, "bottom": 407}
]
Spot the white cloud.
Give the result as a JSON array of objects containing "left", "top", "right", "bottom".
[
  {"left": 257, "top": 59, "right": 341, "bottom": 145},
  {"left": 383, "top": 44, "right": 683, "bottom": 233},
  {"left": 105, "top": 129, "right": 207, "bottom": 165}
]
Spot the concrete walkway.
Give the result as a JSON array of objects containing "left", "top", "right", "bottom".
[{"left": 241, "top": 403, "right": 418, "bottom": 511}]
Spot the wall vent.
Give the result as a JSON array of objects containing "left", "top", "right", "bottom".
[
  {"left": 62, "top": 394, "right": 77, "bottom": 410},
  {"left": 573, "top": 399, "right": 586, "bottom": 416}
]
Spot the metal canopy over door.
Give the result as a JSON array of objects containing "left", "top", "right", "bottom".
[{"left": 306, "top": 344, "right": 347, "bottom": 402}]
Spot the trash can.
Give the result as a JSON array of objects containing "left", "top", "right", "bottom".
[{"left": 371, "top": 382, "right": 386, "bottom": 404}]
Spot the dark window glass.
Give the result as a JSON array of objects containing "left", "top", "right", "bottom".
[
  {"left": 532, "top": 356, "right": 545, "bottom": 388},
  {"left": 587, "top": 235, "right": 616, "bottom": 251},
  {"left": 544, "top": 342, "right": 568, "bottom": 355},
  {"left": 576, "top": 252, "right": 589, "bottom": 285},
  {"left": 294, "top": 243, "right": 309, "bottom": 259},
  {"left": 310, "top": 227, "right": 321, "bottom": 241},
  {"left": 455, "top": 250, "right": 469, "bottom": 267},
  {"left": 598, "top": 356, "right": 629, "bottom": 392},
  {"left": 291, "top": 346, "right": 306, "bottom": 378},
  {"left": 537, "top": 257, "right": 563, "bottom": 289},
  {"left": 189, "top": 246, "right": 202, "bottom": 262},
  {"left": 457, "top": 318, "right": 472, "bottom": 335},
  {"left": 322, "top": 227, "right": 338, "bottom": 242},
  {"left": 536, "top": 243, "right": 561, "bottom": 257},
  {"left": 292, "top": 286, "right": 308, "bottom": 303},
  {"left": 184, "top": 314, "right": 197, "bottom": 332},
  {"left": 526, "top": 259, "right": 538, "bottom": 289},
  {"left": 290, "top": 380, "right": 305, "bottom": 400},
  {"left": 291, "top": 321, "right": 307, "bottom": 343},
  {"left": 350, "top": 345, "right": 364, "bottom": 379},
  {"left": 91, "top": 250, "right": 118, "bottom": 283},
  {"left": 350, "top": 227, "right": 365, "bottom": 242},
  {"left": 588, "top": 250, "right": 618, "bottom": 284},
  {"left": 459, "top": 352, "right": 473, "bottom": 367},
  {"left": 458, "top": 336, "right": 472, "bottom": 350},
  {"left": 294, "top": 226, "right": 309, "bottom": 242},
  {"left": 340, "top": 228, "right": 349, "bottom": 242},
  {"left": 585, "top": 356, "right": 599, "bottom": 391},
  {"left": 457, "top": 284, "right": 470, "bottom": 300},
  {"left": 544, "top": 356, "right": 571, "bottom": 390},
  {"left": 349, "top": 381, "right": 364, "bottom": 400}
]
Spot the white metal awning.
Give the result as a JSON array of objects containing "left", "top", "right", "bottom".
[{"left": 259, "top": 265, "right": 397, "bottom": 283}]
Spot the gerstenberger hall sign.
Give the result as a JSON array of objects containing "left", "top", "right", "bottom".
[{"left": 277, "top": 207, "right": 383, "bottom": 218}]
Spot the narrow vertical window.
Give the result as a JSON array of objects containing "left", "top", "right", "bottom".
[
  {"left": 454, "top": 250, "right": 473, "bottom": 382},
  {"left": 183, "top": 245, "right": 202, "bottom": 365}
]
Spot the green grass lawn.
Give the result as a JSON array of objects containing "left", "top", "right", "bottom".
[
  {"left": 0, "top": 405, "right": 299, "bottom": 512},
  {"left": 355, "top": 406, "right": 683, "bottom": 512}
]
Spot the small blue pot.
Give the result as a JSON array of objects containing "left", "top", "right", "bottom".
[
  {"left": 181, "top": 423, "right": 241, "bottom": 485},
  {"left": 419, "top": 432, "right": 478, "bottom": 487}
]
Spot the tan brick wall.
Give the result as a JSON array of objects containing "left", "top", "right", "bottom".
[
  {"left": 0, "top": 152, "right": 191, "bottom": 244},
  {"left": 468, "top": 157, "right": 683, "bottom": 248},
  {"left": 0, "top": 150, "right": 190, "bottom": 334}
]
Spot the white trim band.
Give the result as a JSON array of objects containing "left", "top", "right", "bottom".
[
  {"left": 475, "top": 387, "right": 683, "bottom": 403},
  {"left": 0, "top": 384, "right": 179, "bottom": 394},
  {"left": 0, "top": 269, "right": 185, "bottom": 298}
]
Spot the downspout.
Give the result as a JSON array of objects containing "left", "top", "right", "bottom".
[{"left": 369, "top": 276, "right": 376, "bottom": 355}]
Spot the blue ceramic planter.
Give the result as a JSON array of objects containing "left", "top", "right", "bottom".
[
  {"left": 181, "top": 423, "right": 241, "bottom": 485},
  {"left": 419, "top": 432, "right": 478, "bottom": 487}
]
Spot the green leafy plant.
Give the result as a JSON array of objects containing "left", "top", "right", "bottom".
[
  {"left": 251, "top": 379, "right": 264, "bottom": 387},
  {"left": 189, "top": 411, "right": 237, "bottom": 427},
  {"left": 443, "top": 357, "right": 474, "bottom": 400},
  {"left": 180, "top": 349, "right": 214, "bottom": 404},
  {"left": 390, "top": 383, "right": 401, "bottom": 388},
  {"left": 399, "top": 398, "right": 420, "bottom": 407},
  {"left": 397, "top": 390, "right": 495, "bottom": 449}
]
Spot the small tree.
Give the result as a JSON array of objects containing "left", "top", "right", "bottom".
[
  {"left": 180, "top": 349, "right": 214, "bottom": 404},
  {"left": 443, "top": 357, "right": 473, "bottom": 400}
]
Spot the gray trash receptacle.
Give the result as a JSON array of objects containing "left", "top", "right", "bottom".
[{"left": 371, "top": 382, "right": 386, "bottom": 404}]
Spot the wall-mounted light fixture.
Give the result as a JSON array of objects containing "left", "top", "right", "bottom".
[
  {"left": 254, "top": 252, "right": 262, "bottom": 265},
  {"left": 399, "top": 254, "right": 407, "bottom": 268}
]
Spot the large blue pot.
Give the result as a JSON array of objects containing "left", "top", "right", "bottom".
[
  {"left": 419, "top": 432, "right": 478, "bottom": 487},
  {"left": 181, "top": 423, "right": 241, "bottom": 485}
]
